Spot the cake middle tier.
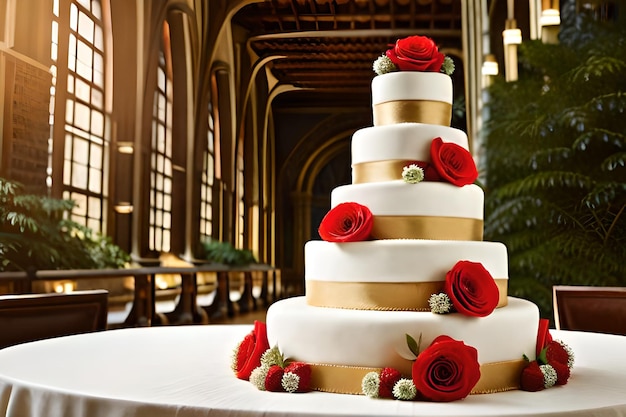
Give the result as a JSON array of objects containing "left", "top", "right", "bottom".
[
  {"left": 305, "top": 239, "right": 508, "bottom": 311},
  {"left": 332, "top": 182, "right": 484, "bottom": 240},
  {"left": 352, "top": 123, "right": 469, "bottom": 184}
]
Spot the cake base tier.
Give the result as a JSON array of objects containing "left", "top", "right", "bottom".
[{"left": 266, "top": 296, "right": 540, "bottom": 394}]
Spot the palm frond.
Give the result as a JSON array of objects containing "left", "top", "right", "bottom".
[
  {"left": 567, "top": 56, "right": 626, "bottom": 83},
  {"left": 573, "top": 129, "right": 626, "bottom": 152}
]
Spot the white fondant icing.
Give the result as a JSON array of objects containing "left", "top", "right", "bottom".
[
  {"left": 305, "top": 240, "right": 508, "bottom": 283},
  {"left": 371, "top": 72, "right": 452, "bottom": 105},
  {"left": 267, "top": 296, "right": 539, "bottom": 376},
  {"left": 352, "top": 123, "right": 469, "bottom": 164},
  {"left": 262, "top": 65, "right": 542, "bottom": 397},
  {"left": 332, "top": 182, "right": 484, "bottom": 219}
]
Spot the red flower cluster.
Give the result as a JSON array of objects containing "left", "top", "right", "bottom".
[
  {"left": 385, "top": 35, "right": 445, "bottom": 72},
  {"left": 232, "top": 320, "right": 270, "bottom": 380},
  {"left": 318, "top": 202, "right": 373, "bottom": 242},
  {"left": 412, "top": 335, "right": 481, "bottom": 402},
  {"left": 233, "top": 322, "right": 312, "bottom": 393},
  {"left": 444, "top": 260, "right": 500, "bottom": 317},
  {"left": 520, "top": 319, "right": 574, "bottom": 391}
]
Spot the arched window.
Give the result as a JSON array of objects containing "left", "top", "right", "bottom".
[
  {"left": 148, "top": 22, "right": 174, "bottom": 253},
  {"left": 200, "top": 102, "right": 215, "bottom": 240},
  {"left": 236, "top": 143, "right": 245, "bottom": 248},
  {"left": 50, "top": 0, "right": 109, "bottom": 233}
]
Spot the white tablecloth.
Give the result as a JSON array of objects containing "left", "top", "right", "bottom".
[{"left": 0, "top": 325, "right": 624, "bottom": 417}]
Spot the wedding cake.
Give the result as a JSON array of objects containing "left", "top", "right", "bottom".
[{"left": 232, "top": 36, "right": 574, "bottom": 402}]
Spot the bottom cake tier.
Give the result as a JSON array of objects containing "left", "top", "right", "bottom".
[{"left": 266, "top": 296, "right": 540, "bottom": 395}]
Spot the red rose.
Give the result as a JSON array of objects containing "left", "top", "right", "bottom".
[
  {"left": 318, "top": 202, "right": 373, "bottom": 242},
  {"left": 385, "top": 35, "right": 445, "bottom": 72},
  {"left": 233, "top": 320, "right": 270, "bottom": 380},
  {"left": 430, "top": 137, "right": 478, "bottom": 187},
  {"left": 444, "top": 260, "right": 499, "bottom": 317},
  {"left": 412, "top": 335, "right": 481, "bottom": 402}
]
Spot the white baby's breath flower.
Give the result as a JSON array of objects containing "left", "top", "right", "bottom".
[
  {"left": 429, "top": 292, "right": 452, "bottom": 314},
  {"left": 281, "top": 372, "right": 300, "bottom": 393},
  {"left": 540, "top": 364, "right": 558, "bottom": 388},
  {"left": 441, "top": 56, "right": 455, "bottom": 75},
  {"left": 230, "top": 344, "right": 241, "bottom": 373},
  {"left": 249, "top": 365, "right": 270, "bottom": 390},
  {"left": 361, "top": 372, "right": 380, "bottom": 397},
  {"left": 392, "top": 378, "right": 417, "bottom": 400},
  {"left": 261, "top": 346, "right": 284, "bottom": 367},
  {"left": 402, "top": 164, "right": 424, "bottom": 184},
  {"left": 373, "top": 55, "right": 397, "bottom": 76}
]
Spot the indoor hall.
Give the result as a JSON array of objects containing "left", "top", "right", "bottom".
[{"left": 0, "top": 1, "right": 625, "bottom": 416}]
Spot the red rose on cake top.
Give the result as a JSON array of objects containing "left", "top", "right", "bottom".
[
  {"left": 374, "top": 35, "right": 455, "bottom": 76},
  {"left": 386, "top": 35, "right": 445, "bottom": 72}
]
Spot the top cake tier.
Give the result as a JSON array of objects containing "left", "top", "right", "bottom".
[{"left": 372, "top": 72, "right": 452, "bottom": 127}]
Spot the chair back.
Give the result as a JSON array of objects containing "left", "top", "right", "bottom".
[
  {"left": 0, "top": 290, "right": 108, "bottom": 349},
  {"left": 553, "top": 285, "right": 626, "bottom": 335}
]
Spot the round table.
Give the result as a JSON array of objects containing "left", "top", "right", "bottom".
[{"left": 0, "top": 325, "right": 624, "bottom": 417}]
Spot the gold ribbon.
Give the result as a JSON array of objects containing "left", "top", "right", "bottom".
[
  {"left": 353, "top": 160, "right": 424, "bottom": 184},
  {"left": 306, "top": 279, "right": 508, "bottom": 311},
  {"left": 308, "top": 359, "right": 525, "bottom": 395},
  {"left": 373, "top": 100, "right": 452, "bottom": 126},
  {"left": 371, "top": 216, "right": 484, "bottom": 241}
]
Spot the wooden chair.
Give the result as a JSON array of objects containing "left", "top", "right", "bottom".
[
  {"left": 0, "top": 290, "right": 108, "bottom": 349},
  {"left": 553, "top": 285, "right": 626, "bottom": 335}
]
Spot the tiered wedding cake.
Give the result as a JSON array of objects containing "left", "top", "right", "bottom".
[{"left": 232, "top": 36, "right": 574, "bottom": 402}]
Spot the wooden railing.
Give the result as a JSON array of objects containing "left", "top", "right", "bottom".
[{"left": 0, "top": 263, "right": 279, "bottom": 327}]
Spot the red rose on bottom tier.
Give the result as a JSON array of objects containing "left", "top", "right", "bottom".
[{"left": 412, "top": 335, "right": 481, "bottom": 402}]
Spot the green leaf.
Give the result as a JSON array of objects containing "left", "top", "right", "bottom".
[{"left": 406, "top": 333, "right": 422, "bottom": 357}]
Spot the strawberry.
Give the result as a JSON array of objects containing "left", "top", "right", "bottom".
[
  {"left": 540, "top": 340, "right": 570, "bottom": 367},
  {"left": 284, "top": 361, "right": 312, "bottom": 392},
  {"left": 520, "top": 361, "right": 546, "bottom": 392},
  {"left": 265, "top": 365, "right": 285, "bottom": 392},
  {"left": 551, "top": 361, "right": 571, "bottom": 385},
  {"left": 378, "top": 367, "right": 402, "bottom": 398},
  {"left": 234, "top": 321, "right": 270, "bottom": 380}
]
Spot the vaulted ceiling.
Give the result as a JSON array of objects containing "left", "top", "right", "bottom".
[{"left": 231, "top": 0, "right": 464, "bottom": 107}]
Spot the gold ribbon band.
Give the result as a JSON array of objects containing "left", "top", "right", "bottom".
[
  {"left": 371, "top": 216, "right": 484, "bottom": 241},
  {"left": 308, "top": 359, "right": 525, "bottom": 395},
  {"left": 373, "top": 100, "right": 452, "bottom": 126},
  {"left": 353, "top": 160, "right": 424, "bottom": 184},
  {"left": 306, "top": 279, "right": 508, "bottom": 311}
]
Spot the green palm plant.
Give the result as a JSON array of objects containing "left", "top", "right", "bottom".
[
  {"left": 483, "top": 12, "right": 626, "bottom": 319},
  {"left": 0, "top": 177, "right": 130, "bottom": 272}
]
